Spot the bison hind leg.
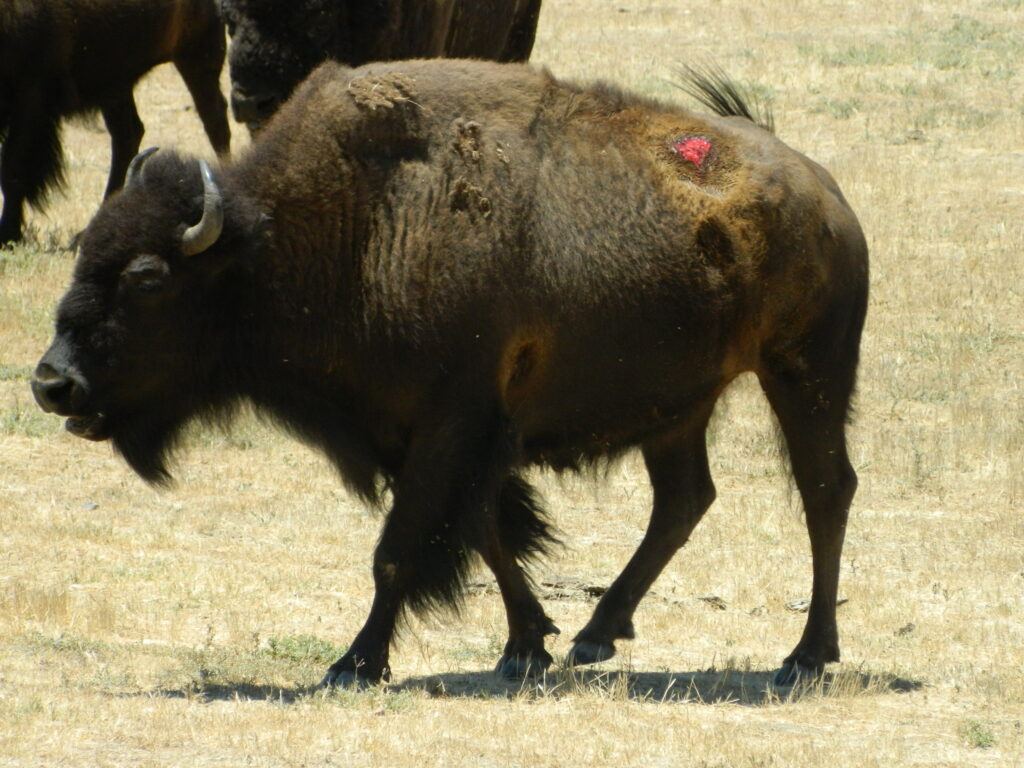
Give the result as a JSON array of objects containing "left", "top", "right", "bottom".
[
  {"left": 760, "top": 283, "right": 866, "bottom": 685},
  {"left": 568, "top": 405, "right": 717, "bottom": 668}
]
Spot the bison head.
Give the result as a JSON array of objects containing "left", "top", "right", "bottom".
[
  {"left": 31, "top": 149, "right": 258, "bottom": 483},
  {"left": 221, "top": 0, "right": 342, "bottom": 132}
]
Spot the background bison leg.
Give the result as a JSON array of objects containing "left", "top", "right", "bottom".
[
  {"left": 321, "top": 405, "right": 521, "bottom": 687},
  {"left": 760, "top": 295, "right": 865, "bottom": 685},
  {"left": 568, "top": 405, "right": 717, "bottom": 667},
  {"left": 501, "top": 0, "right": 543, "bottom": 62},
  {"left": 0, "top": 95, "right": 63, "bottom": 245},
  {"left": 100, "top": 93, "right": 145, "bottom": 199},
  {"left": 173, "top": 33, "right": 231, "bottom": 156},
  {"left": 483, "top": 476, "right": 559, "bottom": 679}
]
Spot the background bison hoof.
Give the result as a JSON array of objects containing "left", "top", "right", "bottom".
[
  {"left": 494, "top": 648, "right": 554, "bottom": 680},
  {"left": 566, "top": 639, "right": 617, "bottom": 666}
]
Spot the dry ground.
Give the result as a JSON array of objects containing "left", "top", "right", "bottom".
[{"left": 2, "top": 1, "right": 1023, "bottom": 765}]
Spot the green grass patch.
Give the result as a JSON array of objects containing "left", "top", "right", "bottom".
[
  {"left": 0, "top": 399, "right": 61, "bottom": 437},
  {"left": 959, "top": 719, "right": 996, "bottom": 749},
  {"left": 262, "top": 634, "right": 347, "bottom": 665}
]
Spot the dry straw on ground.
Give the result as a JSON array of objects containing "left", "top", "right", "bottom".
[{"left": 2, "top": 1, "right": 1023, "bottom": 765}]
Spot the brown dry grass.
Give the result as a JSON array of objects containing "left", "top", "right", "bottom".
[{"left": 2, "top": 1, "right": 1023, "bottom": 765}]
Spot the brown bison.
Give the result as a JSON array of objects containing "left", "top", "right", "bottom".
[
  {"left": 221, "top": 0, "right": 542, "bottom": 129},
  {"left": 32, "top": 59, "right": 868, "bottom": 687},
  {"left": 0, "top": 0, "right": 230, "bottom": 246}
]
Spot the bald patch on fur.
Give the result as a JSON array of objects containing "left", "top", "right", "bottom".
[{"left": 347, "top": 72, "right": 418, "bottom": 111}]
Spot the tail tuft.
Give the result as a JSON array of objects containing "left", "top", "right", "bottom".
[{"left": 674, "top": 63, "right": 775, "bottom": 134}]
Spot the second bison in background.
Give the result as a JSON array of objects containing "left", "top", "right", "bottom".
[
  {"left": 32, "top": 59, "right": 868, "bottom": 687},
  {"left": 0, "top": 0, "right": 230, "bottom": 245},
  {"left": 221, "top": 0, "right": 542, "bottom": 129}
]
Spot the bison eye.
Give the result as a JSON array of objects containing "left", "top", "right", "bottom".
[{"left": 121, "top": 254, "right": 171, "bottom": 296}]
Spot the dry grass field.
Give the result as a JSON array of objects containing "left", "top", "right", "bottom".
[{"left": 2, "top": 0, "right": 1023, "bottom": 765}]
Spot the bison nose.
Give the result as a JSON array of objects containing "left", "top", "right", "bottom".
[
  {"left": 31, "top": 362, "right": 87, "bottom": 415},
  {"left": 230, "top": 87, "right": 279, "bottom": 126}
]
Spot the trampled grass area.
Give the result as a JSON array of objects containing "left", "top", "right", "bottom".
[{"left": 1, "top": 1, "right": 1022, "bottom": 765}]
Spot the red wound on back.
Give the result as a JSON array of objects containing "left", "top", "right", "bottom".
[{"left": 672, "top": 136, "right": 713, "bottom": 168}]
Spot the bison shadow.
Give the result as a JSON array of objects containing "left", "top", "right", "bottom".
[
  {"left": 152, "top": 667, "right": 921, "bottom": 706},
  {"left": 395, "top": 667, "right": 923, "bottom": 705}
]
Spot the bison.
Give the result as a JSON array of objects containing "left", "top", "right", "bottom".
[
  {"left": 0, "top": 0, "right": 231, "bottom": 246},
  {"left": 32, "top": 59, "right": 868, "bottom": 687},
  {"left": 220, "top": 0, "right": 542, "bottom": 130}
]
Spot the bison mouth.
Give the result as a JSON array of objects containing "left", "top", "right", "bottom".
[{"left": 66, "top": 413, "right": 111, "bottom": 442}]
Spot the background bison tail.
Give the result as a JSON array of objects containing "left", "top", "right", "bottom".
[{"left": 6, "top": 111, "right": 67, "bottom": 209}]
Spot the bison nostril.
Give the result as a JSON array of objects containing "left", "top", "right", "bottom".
[
  {"left": 31, "top": 364, "right": 86, "bottom": 414},
  {"left": 32, "top": 375, "right": 72, "bottom": 413}
]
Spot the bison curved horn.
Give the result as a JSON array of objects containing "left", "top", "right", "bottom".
[
  {"left": 181, "top": 161, "right": 224, "bottom": 257},
  {"left": 125, "top": 147, "right": 160, "bottom": 188}
]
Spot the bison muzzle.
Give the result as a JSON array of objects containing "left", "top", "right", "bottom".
[{"left": 33, "top": 59, "right": 869, "bottom": 687}]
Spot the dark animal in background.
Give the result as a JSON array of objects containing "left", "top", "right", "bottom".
[
  {"left": 220, "top": 0, "right": 542, "bottom": 130},
  {"left": 0, "top": 0, "right": 231, "bottom": 246},
  {"left": 32, "top": 59, "right": 868, "bottom": 687}
]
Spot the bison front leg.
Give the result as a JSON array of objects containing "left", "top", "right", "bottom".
[
  {"left": 320, "top": 407, "right": 518, "bottom": 687},
  {"left": 173, "top": 27, "right": 231, "bottom": 157},
  {"left": 481, "top": 476, "right": 559, "bottom": 680},
  {"left": 320, "top": 484, "right": 464, "bottom": 686}
]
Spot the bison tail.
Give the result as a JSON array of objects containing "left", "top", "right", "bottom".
[{"left": 673, "top": 63, "right": 775, "bottom": 134}]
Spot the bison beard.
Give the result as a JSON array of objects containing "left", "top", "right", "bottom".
[
  {"left": 111, "top": 407, "right": 194, "bottom": 487},
  {"left": 32, "top": 59, "right": 868, "bottom": 687}
]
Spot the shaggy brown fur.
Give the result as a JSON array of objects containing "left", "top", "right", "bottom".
[
  {"left": 33, "top": 59, "right": 868, "bottom": 687},
  {"left": 0, "top": 0, "right": 230, "bottom": 245}
]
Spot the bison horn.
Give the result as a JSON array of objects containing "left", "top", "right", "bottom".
[
  {"left": 181, "top": 160, "right": 224, "bottom": 257},
  {"left": 125, "top": 147, "right": 159, "bottom": 188}
]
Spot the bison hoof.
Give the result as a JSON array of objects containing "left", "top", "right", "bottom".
[
  {"left": 319, "top": 669, "right": 373, "bottom": 690},
  {"left": 773, "top": 659, "right": 825, "bottom": 687},
  {"left": 566, "top": 639, "right": 616, "bottom": 667},
  {"left": 495, "top": 648, "right": 554, "bottom": 680},
  {"left": 319, "top": 655, "right": 390, "bottom": 689}
]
